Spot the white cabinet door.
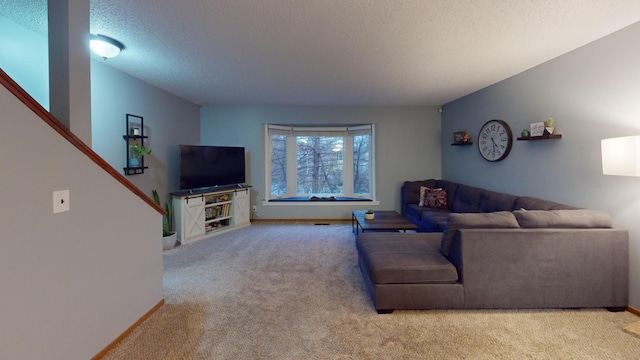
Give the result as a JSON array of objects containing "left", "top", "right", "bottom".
[
  {"left": 182, "top": 196, "right": 205, "bottom": 241},
  {"left": 233, "top": 189, "right": 250, "bottom": 226}
]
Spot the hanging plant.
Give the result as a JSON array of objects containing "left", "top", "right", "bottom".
[{"left": 130, "top": 144, "right": 152, "bottom": 158}]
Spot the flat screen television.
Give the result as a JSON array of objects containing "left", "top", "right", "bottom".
[{"left": 179, "top": 145, "right": 246, "bottom": 190}]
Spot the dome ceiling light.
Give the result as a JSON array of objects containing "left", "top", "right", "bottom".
[{"left": 90, "top": 34, "right": 124, "bottom": 59}]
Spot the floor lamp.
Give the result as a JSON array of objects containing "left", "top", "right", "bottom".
[{"left": 601, "top": 135, "right": 640, "bottom": 338}]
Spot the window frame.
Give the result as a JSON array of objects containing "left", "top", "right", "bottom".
[{"left": 264, "top": 124, "right": 376, "bottom": 202}]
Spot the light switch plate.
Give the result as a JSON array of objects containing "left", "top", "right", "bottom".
[{"left": 53, "top": 190, "right": 70, "bottom": 214}]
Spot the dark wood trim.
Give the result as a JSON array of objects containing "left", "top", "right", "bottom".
[
  {"left": 517, "top": 134, "right": 562, "bottom": 141},
  {"left": 0, "top": 68, "right": 164, "bottom": 215},
  {"left": 91, "top": 299, "right": 165, "bottom": 359},
  {"left": 628, "top": 306, "right": 640, "bottom": 317}
]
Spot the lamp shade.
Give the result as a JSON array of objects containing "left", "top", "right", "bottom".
[
  {"left": 601, "top": 135, "right": 640, "bottom": 176},
  {"left": 90, "top": 34, "right": 124, "bottom": 59}
]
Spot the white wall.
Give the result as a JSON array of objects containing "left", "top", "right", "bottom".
[
  {"left": 0, "top": 85, "right": 163, "bottom": 359},
  {"left": 200, "top": 105, "right": 441, "bottom": 219},
  {"left": 0, "top": 15, "right": 49, "bottom": 109},
  {"left": 91, "top": 61, "right": 201, "bottom": 200},
  {"left": 441, "top": 22, "right": 640, "bottom": 309}
]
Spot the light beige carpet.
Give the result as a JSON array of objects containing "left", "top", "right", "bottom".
[{"left": 103, "top": 223, "right": 640, "bottom": 359}]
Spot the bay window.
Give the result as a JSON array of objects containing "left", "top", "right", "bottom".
[{"left": 265, "top": 124, "right": 375, "bottom": 201}]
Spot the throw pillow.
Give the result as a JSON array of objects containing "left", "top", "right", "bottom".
[
  {"left": 440, "top": 211, "right": 520, "bottom": 256},
  {"left": 418, "top": 186, "right": 428, "bottom": 207},
  {"left": 425, "top": 188, "right": 448, "bottom": 210}
]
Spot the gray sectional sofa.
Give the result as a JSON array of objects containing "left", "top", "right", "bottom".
[
  {"left": 356, "top": 179, "right": 629, "bottom": 313},
  {"left": 401, "top": 179, "right": 579, "bottom": 232}
]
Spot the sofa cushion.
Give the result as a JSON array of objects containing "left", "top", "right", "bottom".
[
  {"left": 513, "top": 209, "right": 613, "bottom": 228},
  {"left": 479, "top": 190, "right": 519, "bottom": 212},
  {"left": 403, "top": 179, "right": 437, "bottom": 206},
  {"left": 436, "top": 180, "right": 459, "bottom": 210},
  {"left": 441, "top": 211, "right": 520, "bottom": 256},
  {"left": 405, "top": 203, "right": 425, "bottom": 221},
  {"left": 420, "top": 208, "right": 451, "bottom": 232},
  {"left": 514, "top": 196, "right": 578, "bottom": 210},
  {"left": 450, "top": 184, "right": 482, "bottom": 213},
  {"left": 356, "top": 233, "right": 458, "bottom": 284}
]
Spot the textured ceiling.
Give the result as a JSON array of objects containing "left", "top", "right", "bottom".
[{"left": 3, "top": 1, "right": 640, "bottom": 106}]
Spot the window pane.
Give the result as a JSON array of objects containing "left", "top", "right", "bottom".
[
  {"left": 296, "top": 136, "right": 343, "bottom": 195},
  {"left": 353, "top": 134, "right": 370, "bottom": 195},
  {"left": 270, "top": 134, "right": 287, "bottom": 195}
]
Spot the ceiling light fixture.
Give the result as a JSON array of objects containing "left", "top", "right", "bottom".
[{"left": 90, "top": 34, "right": 124, "bottom": 59}]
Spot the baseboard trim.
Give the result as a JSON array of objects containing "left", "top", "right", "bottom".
[
  {"left": 251, "top": 218, "right": 351, "bottom": 223},
  {"left": 92, "top": 299, "right": 165, "bottom": 360},
  {"left": 628, "top": 305, "right": 640, "bottom": 317}
]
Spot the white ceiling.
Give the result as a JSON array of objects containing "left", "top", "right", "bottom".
[{"left": 3, "top": 1, "right": 640, "bottom": 106}]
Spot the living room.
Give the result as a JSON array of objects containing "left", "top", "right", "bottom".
[{"left": 2, "top": 1, "right": 640, "bottom": 359}]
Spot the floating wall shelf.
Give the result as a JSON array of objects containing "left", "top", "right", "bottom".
[{"left": 517, "top": 134, "right": 562, "bottom": 141}]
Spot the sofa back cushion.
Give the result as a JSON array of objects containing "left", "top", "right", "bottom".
[
  {"left": 440, "top": 211, "right": 520, "bottom": 256},
  {"left": 513, "top": 209, "right": 613, "bottom": 228},
  {"left": 402, "top": 179, "right": 437, "bottom": 205},
  {"left": 479, "top": 190, "right": 519, "bottom": 212},
  {"left": 514, "top": 196, "right": 578, "bottom": 210},
  {"left": 449, "top": 184, "right": 483, "bottom": 213},
  {"left": 436, "top": 180, "right": 459, "bottom": 210}
]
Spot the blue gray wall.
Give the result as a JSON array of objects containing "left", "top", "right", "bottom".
[
  {"left": 0, "top": 14, "right": 201, "bottom": 201},
  {"left": 0, "top": 13, "right": 200, "bottom": 358},
  {"left": 200, "top": 106, "right": 441, "bottom": 219},
  {"left": 1, "top": 50, "right": 163, "bottom": 360},
  {"left": 441, "top": 22, "right": 640, "bottom": 309},
  {"left": 91, "top": 61, "right": 200, "bottom": 198}
]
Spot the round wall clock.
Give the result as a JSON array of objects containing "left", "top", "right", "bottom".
[{"left": 478, "top": 119, "right": 513, "bottom": 162}]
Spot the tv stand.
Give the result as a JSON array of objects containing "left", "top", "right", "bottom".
[{"left": 171, "top": 186, "right": 251, "bottom": 245}]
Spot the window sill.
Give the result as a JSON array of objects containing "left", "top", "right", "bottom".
[{"left": 264, "top": 197, "right": 379, "bottom": 206}]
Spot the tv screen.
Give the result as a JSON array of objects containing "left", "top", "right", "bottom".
[{"left": 179, "top": 145, "right": 246, "bottom": 190}]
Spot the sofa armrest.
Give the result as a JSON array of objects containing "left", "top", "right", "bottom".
[{"left": 448, "top": 228, "right": 628, "bottom": 309}]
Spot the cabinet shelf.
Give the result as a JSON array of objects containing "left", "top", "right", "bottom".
[
  {"left": 205, "top": 200, "right": 233, "bottom": 206},
  {"left": 205, "top": 215, "right": 232, "bottom": 223},
  {"left": 517, "top": 134, "right": 562, "bottom": 141}
]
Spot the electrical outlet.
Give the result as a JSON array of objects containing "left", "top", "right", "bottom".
[
  {"left": 53, "top": 190, "right": 70, "bottom": 214},
  {"left": 252, "top": 205, "right": 257, "bottom": 213}
]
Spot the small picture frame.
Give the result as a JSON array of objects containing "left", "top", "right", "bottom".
[
  {"left": 530, "top": 122, "right": 545, "bottom": 137},
  {"left": 453, "top": 131, "right": 466, "bottom": 143},
  {"left": 130, "top": 127, "right": 140, "bottom": 136}
]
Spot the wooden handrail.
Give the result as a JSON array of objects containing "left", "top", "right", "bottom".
[{"left": 0, "top": 68, "right": 165, "bottom": 215}]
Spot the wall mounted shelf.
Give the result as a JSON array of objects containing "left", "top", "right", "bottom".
[
  {"left": 517, "top": 134, "right": 562, "bottom": 141},
  {"left": 451, "top": 142, "right": 473, "bottom": 146},
  {"left": 123, "top": 114, "right": 149, "bottom": 175}
]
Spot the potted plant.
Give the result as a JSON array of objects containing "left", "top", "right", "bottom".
[
  {"left": 152, "top": 189, "right": 177, "bottom": 250},
  {"left": 129, "top": 145, "right": 152, "bottom": 167},
  {"left": 365, "top": 209, "right": 375, "bottom": 220}
]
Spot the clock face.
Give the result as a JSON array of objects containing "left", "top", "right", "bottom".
[{"left": 478, "top": 120, "right": 513, "bottom": 162}]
